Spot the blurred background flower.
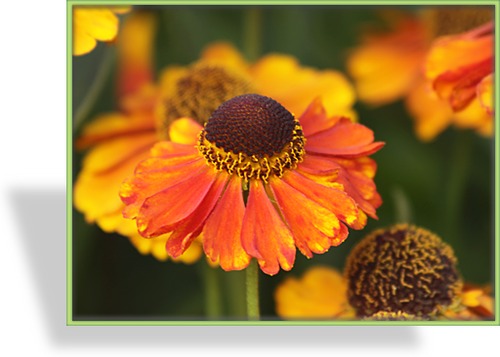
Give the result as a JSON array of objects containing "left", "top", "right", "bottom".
[{"left": 71, "top": 5, "right": 494, "bottom": 320}]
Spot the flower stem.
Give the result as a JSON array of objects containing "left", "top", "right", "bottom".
[
  {"left": 73, "top": 48, "right": 116, "bottom": 132},
  {"left": 202, "top": 260, "right": 222, "bottom": 319},
  {"left": 443, "top": 130, "right": 472, "bottom": 243},
  {"left": 246, "top": 259, "right": 260, "bottom": 320},
  {"left": 392, "top": 186, "right": 413, "bottom": 223},
  {"left": 243, "top": 7, "right": 262, "bottom": 61}
]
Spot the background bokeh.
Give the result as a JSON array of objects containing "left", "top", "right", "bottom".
[{"left": 72, "top": 5, "right": 493, "bottom": 320}]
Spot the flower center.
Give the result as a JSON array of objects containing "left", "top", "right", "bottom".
[
  {"left": 345, "top": 224, "right": 463, "bottom": 318},
  {"left": 198, "top": 94, "right": 305, "bottom": 182},
  {"left": 163, "top": 64, "right": 254, "bottom": 136}
]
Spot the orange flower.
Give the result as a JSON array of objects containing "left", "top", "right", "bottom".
[
  {"left": 75, "top": 18, "right": 358, "bottom": 262},
  {"left": 73, "top": 6, "right": 131, "bottom": 56},
  {"left": 424, "top": 21, "right": 494, "bottom": 136},
  {"left": 347, "top": 9, "right": 494, "bottom": 141},
  {"left": 438, "top": 283, "right": 495, "bottom": 320},
  {"left": 120, "top": 94, "right": 384, "bottom": 275},
  {"left": 274, "top": 266, "right": 355, "bottom": 319}
]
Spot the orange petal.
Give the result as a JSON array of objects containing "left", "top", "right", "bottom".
[
  {"left": 149, "top": 140, "right": 199, "bottom": 158},
  {"left": 477, "top": 73, "right": 494, "bottom": 115},
  {"left": 165, "top": 172, "right": 227, "bottom": 258},
  {"left": 426, "top": 33, "right": 493, "bottom": 80},
  {"left": 168, "top": 118, "right": 203, "bottom": 145},
  {"left": 75, "top": 112, "right": 156, "bottom": 150},
  {"left": 270, "top": 177, "right": 346, "bottom": 259},
  {"left": 203, "top": 176, "right": 251, "bottom": 271},
  {"left": 347, "top": 16, "right": 427, "bottom": 105},
  {"left": 306, "top": 118, "right": 385, "bottom": 157},
  {"left": 298, "top": 98, "right": 342, "bottom": 137},
  {"left": 74, "top": 142, "right": 153, "bottom": 224},
  {"left": 241, "top": 180, "right": 295, "bottom": 275},
  {"left": 283, "top": 171, "right": 360, "bottom": 228},
  {"left": 433, "top": 58, "right": 492, "bottom": 111},
  {"left": 120, "top": 156, "right": 205, "bottom": 219},
  {"left": 136, "top": 166, "right": 217, "bottom": 237}
]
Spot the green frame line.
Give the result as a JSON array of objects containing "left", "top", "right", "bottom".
[{"left": 67, "top": 0, "right": 500, "bottom": 326}]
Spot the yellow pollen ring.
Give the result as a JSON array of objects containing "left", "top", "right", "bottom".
[{"left": 197, "top": 122, "right": 306, "bottom": 183}]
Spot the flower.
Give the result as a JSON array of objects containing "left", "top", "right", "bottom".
[
  {"left": 73, "top": 6, "right": 131, "bottom": 56},
  {"left": 344, "top": 224, "right": 463, "bottom": 317},
  {"left": 274, "top": 266, "right": 355, "bottom": 319},
  {"left": 120, "top": 94, "right": 384, "bottom": 275},
  {"left": 347, "top": 9, "right": 494, "bottom": 141},
  {"left": 437, "top": 283, "right": 495, "bottom": 320},
  {"left": 424, "top": 21, "right": 494, "bottom": 136},
  {"left": 364, "top": 311, "right": 422, "bottom": 321},
  {"left": 75, "top": 29, "right": 358, "bottom": 262}
]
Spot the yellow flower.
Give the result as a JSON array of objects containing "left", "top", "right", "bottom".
[
  {"left": 73, "top": 6, "right": 131, "bottom": 56},
  {"left": 438, "top": 284, "right": 495, "bottom": 320},
  {"left": 75, "top": 35, "right": 359, "bottom": 264},
  {"left": 275, "top": 266, "right": 355, "bottom": 319}
]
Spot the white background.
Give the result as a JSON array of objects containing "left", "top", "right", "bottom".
[{"left": 0, "top": 0, "right": 498, "bottom": 356}]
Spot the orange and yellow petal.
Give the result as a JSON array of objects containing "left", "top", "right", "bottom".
[
  {"left": 406, "top": 79, "right": 454, "bottom": 141},
  {"left": 203, "top": 176, "right": 251, "bottom": 271},
  {"left": 270, "top": 177, "right": 344, "bottom": 258},
  {"left": 283, "top": 171, "right": 361, "bottom": 228},
  {"left": 165, "top": 173, "right": 227, "bottom": 258},
  {"left": 347, "top": 16, "right": 427, "bottom": 105},
  {"left": 117, "top": 11, "right": 157, "bottom": 99},
  {"left": 73, "top": 7, "right": 130, "bottom": 56},
  {"left": 168, "top": 118, "right": 204, "bottom": 145},
  {"left": 241, "top": 180, "right": 295, "bottom": 275},
  {"left": 75, "top": 112, "right": 157, "bottom": 150},
  {"left": 251, "top": 54, "right": 356, "bottom": 118},
  {"left": 135, "top": 165, "right": 218, "bottom": 237},
  {"left": 74, "top": 135, "right": 155, "bottom": 225},
  {"left": 200, "top": 42, "right": 249, "bottom": 73},
  {"left": 477, "top": 73, "right": 494, "bottom": 116},
  {"left": 275, "top": 266, "right": 354, "bottom": 319}
]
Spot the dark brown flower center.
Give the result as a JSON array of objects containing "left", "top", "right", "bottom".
[
  {"left": 204, "top": 94, "right": 298, "bottom": 158},
  {"left": 344, "top": 224, "right": 463, "bottom": 318},
  {"left": 198, "top": 94, "right": 305, "bottom": 182}
]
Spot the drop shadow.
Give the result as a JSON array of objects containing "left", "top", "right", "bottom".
[{"left": 10, "top": 187, "right": 419, "bottom": 348}]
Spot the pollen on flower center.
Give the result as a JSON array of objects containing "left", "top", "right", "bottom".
[
  {"left": 198, "top": 94, "right": 305, "bottom": 182},
  {"left": 163, "top": 64, "right": 254, "bottom": 135}
]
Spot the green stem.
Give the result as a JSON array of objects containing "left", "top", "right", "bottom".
[
  {"left": 443, "top": 130, "right": 472, "bottom": 243},
  {"left": 243, "top": 7, "right": 262, "bottom": 61},
  {"left": 246, "top": 259, "right": 260, "bottom": 320},
  {"left": 73, "top": 48, "right": 116, "bottom": 132},
  {"left": 202, "top": 260, "right": 222, "bottom": 319},
  {"left": 392, "top": 186, "right": 412, "bottom": 223}
]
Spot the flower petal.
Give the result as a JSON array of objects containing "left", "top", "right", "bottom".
[
  {"left": 203, "top": 176, "right": 251, "bottom": 271},
  {"left": 168, "top": 118, "right": 204, "bottom": 145},
  {"left": 299, "top": 98, "right": 343, "bottom": 137},
  {"left": 251, "top": 54, "right": 355, "bottom": 117},
  {"left": 477, "top": 73, "right": 494, "bottom": 115},
  {"left": 136, "top": 165, "right": 218, "bottom": 237},
  {"left": 120, "top": 156, "right": 205, "bottom": 219},
  {"left": 306, "top": 118, "right": 385, "bottom": 157},
  {"left": 241, "top": 180, "right": 295, "bottom": 275},
  {"left": 165, "top": 172, "right": 227, "bottom": 258},
  {"left": 283, "top": 171, "right": 361, "bottom": 228},
  {"left": 75, "top": 113, "right": 156, "bottom": 150},
  {"left": 270, "top": 177, "right": 346, "bottom": 259}
]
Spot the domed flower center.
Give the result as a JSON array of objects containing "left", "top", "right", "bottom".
[
  {"left": 345, "top": 224, "right": 463, "bottom": 318},
  {"left": 163, "top": 64, "right": 254, "bottom": 135},
  {"left": 198, "top": 94, "right": 305, "bottom": 182}
]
